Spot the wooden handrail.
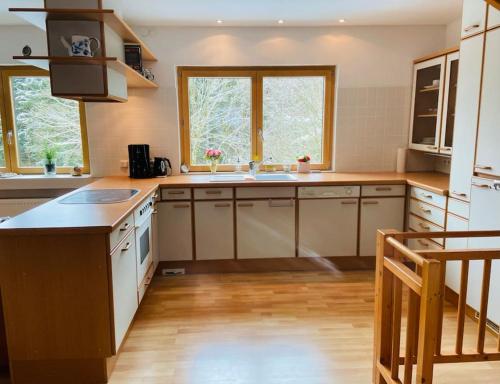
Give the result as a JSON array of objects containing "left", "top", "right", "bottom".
[{"left": 374, "top": 229, "right": 500, "bottom": 384}]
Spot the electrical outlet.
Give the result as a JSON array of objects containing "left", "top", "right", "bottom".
[{"left": 120, "top": 160, "right": 129, "bottom": 168}]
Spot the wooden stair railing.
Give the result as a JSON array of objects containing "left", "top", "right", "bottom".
[
  {"left": 373, "top": 229, "right": 500, "bottom": 384},
  {"left": 486, "top": 0, "right": 500, "bottom": 11}
]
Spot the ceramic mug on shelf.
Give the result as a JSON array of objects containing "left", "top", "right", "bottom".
[{"left": 60, "top": 35, "right": 101, "bottom": 57}]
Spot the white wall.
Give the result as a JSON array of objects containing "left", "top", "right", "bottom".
[
  {"left": 446, "top": 17, "right": 463, "bottom": 47},
  {"left": 0, "top": 25, "right": 447, "bottom": 175}
]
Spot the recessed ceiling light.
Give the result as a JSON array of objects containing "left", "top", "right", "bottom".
[
  {"left": 339, "top": 19, "right": 346, "bottom": 23},
  {"left": 217, "top": 20, "right": 223, "bottom": 24},
  {"left": 278, "top": 19, "right": 284, "bottom": 24}
]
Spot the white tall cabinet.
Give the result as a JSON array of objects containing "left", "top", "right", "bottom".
[
  {"left": 475, "top": 28, "right": 500, "bottom": 178},
  {"left": 461, "top": 0, "right": 487, "bottom": 38},
  {"left": 449, "top": 34, "right": 484, "bottom": 201}
]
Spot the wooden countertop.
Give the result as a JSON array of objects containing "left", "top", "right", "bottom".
[{"left": 0, "top": 172, "right": 449, "bottom": 235}]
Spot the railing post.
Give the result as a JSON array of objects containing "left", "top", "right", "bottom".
[
  {"left": 415, "top": 259, "right": 441, "bottom": 384},
  {"left": 373, "top": 230, "right": 396, "bottom": 384}
]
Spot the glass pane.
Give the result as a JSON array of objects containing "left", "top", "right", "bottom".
[
  {"left": 262, "top": 76, "right": 325, "bottom": 164},
  {"left": 11, "top": 76, "right": 83, "bottom": 168},
  {"left": 188, "top": 77, "right": 252, "bottom": 165},
  {"left": 0, "top": 111, "right": 5, "bottom": 168},
  {"left": 444, "top": 59, "right": 459, "bottom": 148}
]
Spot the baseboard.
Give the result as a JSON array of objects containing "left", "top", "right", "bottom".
[{"left": 157, "top": 256, "right": 376, "bottom": 274}]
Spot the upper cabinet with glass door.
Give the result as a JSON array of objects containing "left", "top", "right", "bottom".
[{"left": 409, "top": 50, "right": 459, "bottom": 155}]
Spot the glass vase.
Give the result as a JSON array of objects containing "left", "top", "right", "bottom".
[{"left": 210, "top": 159, "right": 219, "bottom": 174}]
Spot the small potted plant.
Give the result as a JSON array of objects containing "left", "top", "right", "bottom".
[
  {"left": 42, "top": 148, "right": 57, "bottom": 176},
  {"left": 204, "top": 148, "right": 223, "bottom": 174},
  {"left": 297, "top": 154, "right": 311, "bottom": 173}
]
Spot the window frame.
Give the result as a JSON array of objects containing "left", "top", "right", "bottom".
[
  {"left": 0, "top": 66, "right": 90, "bottom": 175},
  {"left": 177, "top": 66, "right": 335, "bottom": 172}
]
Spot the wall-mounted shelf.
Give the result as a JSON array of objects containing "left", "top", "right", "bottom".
[
  {"left": 13, "top": 56, "right": 158, "bottom": 89},
  {"left": 9, "top": 8, "right": 157, "bottom": 61},
  {"left": 419, "top": 86, "right": 440, "bottom": 93},
  {"left": 417, "top": 114, "right": 438, "bottom": 118}
]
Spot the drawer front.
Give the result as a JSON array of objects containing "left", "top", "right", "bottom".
[
  {"left": 408, "top": 214, "right": 444, "bottom": 246},
  {"left": 410, "top": 187, "right": 447, "bottom": 209},
  {"left": 409, "top": 199, "right": 446, "bottom": 227},
  {"left": 408, "top": 237, "right": 443, "bottom": 251},
  {"left": 298, "top": 186, "right": 360, "bottom": 199},
  {"left": 448, "top": 198, "right": 470, "bottom": 219},
  {"left": 109, "top": 213, "right": 134, "bottom": 252},
  {"left": 361, "top": 185, "right": 406, "bottom": 197},
  {"left": 161, "top": 188, "right": 191, "bottom": 200},
  {"left": 194, "top": 188, "right": 233, "bottom": 200},
  {"left": 236, "top": 187, "right": 295, "bottom": 199},
  {"left": 138, "top": 262, "right": 154, "bottom": 304}
]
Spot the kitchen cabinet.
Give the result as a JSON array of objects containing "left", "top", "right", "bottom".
[
  {"left": 439, "top": 51, "right": 459, "bottom": 153},
  {"left": 475, "top": 28, "right": 500, "bottom": 178},
  {"left": 461, "top": 0, "right": 487, "bottom": 38},
  {"left": 111, "top": 230, "right": 138, "bottom": 351},
  {"left": 449, "top": 34, "right": 484, "bottom": 201},
  {"left": 445, "top": 213, "right": 469, "bottom": 294},
  {"left": 467, "top": 178, "right": 500, "bottom": 325},
  {"left": 359, "top": 198, "right": 405, "bottom": 256},
  {"left": 158, "top": 202, "right": 193, "bottom": 261},
  {"left": 237, "top": 199, "right": 295, "bottom": 259},
  {"left": 488, "top": 4, "right": 500, "bottom": 29},
  {"left": 299, "top": 198, "right": 358, "bottom": 257},
  {"left": 409, "top": 56, "right": 446, "bottom": 153},
  {"left": 195, "top": 201, "right": 234, "bottom": 260}
]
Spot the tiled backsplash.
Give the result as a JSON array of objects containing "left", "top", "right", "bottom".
[{"left": 334, "top": 87, "right": 411, "bottom": 172}]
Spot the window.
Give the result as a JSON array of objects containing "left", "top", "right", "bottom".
[
  {"left": 178, "top": 67, "right": 335, "bottom": 171},
  {"left": 0, "top": 67, "right": 89, "bottom": 174}
]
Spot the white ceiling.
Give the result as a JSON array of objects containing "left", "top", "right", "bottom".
[{"left": 0, "top": 0, "right": 463, "bottom": 27}]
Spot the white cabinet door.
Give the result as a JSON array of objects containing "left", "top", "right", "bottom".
[
  {"left": 449, "top": 34, "right": 484, "bottom": 201},
  {"left": 359, "top": 198, "right": 405, "bottom": 257},
  {"left": 467, "top": 180, "right": 500, "bottom": 325},
  {"left": 195, "top": 201, "right": 234, "bottom": 260},
  {"left": 445, "top": 213, "right": 469, "bottom": 294},
  {"left": 439, "top": 51, "right": 459, "bottom": 153},
  {"left": 237, "top": 200, "right": 295, "bottom": 259},
  {"left": 298, "top": 198, "right": 358, "bottom": 257},
  {"left": 158, "top": 202, "right": 193, "bottom": 261},
  {"left": 476, "top": 28, "right": 500, "bottom": 178},
  {"left": 487, "top": 4, "right": 500, "bottom": 29},
  {"left": 461, "top": 0, "right": 487, "bottom": 38},
  {"left": 111, "top": 231, "right": 138, "bottom": 352}
]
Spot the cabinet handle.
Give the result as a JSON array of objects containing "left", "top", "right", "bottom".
[
  {"left": 167, "top": 190, "right": 186, "bottom": 195},
  {"left": 214, "top": 203, "right": 231, "bottom": 208},
  {"left": 464, "top": 24, "right": 480, "bottom": 32},
  {"left": 418, "top": 223, "right": 431, "bottom": 230},
  {"left": 452, "top": 191, "right": 467, "bottom": 197},
  {"left": 173, "top": 204, "right": 190, "bottom": 208},
  {"left": 475, "top": 165, "right": 493, "bottom": 170},
  {"left": 426, "top": 146, "right": 438, "bottom": 150},
  {"left": 153, "top": 193, "right": 159, "bottom": 199},
  {"left": 375, "top": 187, "right": 392, "bottom": 191},
  {"left": 269, "top": 199, "right": 294, "bottom": 207},
  {"left": 441, "top": 147, "right": 452, "bottom": 152},
  {"left": 341, "top": 200, "right": 358, "bottom": 205},
  {"left": 152, "top": 209, "right": 158, "bottom": 214},
  {"left": 417, "top": 239, "right": 429, "bottom": 247},
  {"left": 472, "top": 183, "right": 491, "bottom": 189},
  {"left": 362, "top": 201, "right": 379, "bottom": 205},
  {"left": 420, "top": 193, "right": 433, "bottom": 199},
  {"left": 119, "top": 222, "right": 130, "bottom": 232},
  {"left": 238, "top": 203, "right": 254, "bottom": 207},
  {"left": 121, "top": 242, "right": 132, "bottom": 252},
  {"left": 205, "top": 190, "right": 222, "bottom": 195},
  {"left": 420, "top": 206, "right": 432, "bottom": 214}
]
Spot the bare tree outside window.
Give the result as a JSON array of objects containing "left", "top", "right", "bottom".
[
  {"left": 188, "top": 77, "right": 252, "bottom": 165},
  {"left": 11, "top": 76, "right": 83, "bottom": 168}
]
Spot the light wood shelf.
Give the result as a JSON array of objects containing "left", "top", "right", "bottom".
[
  {"left": 9, "top": 8, "right": 157, "bottom": 61},
  {"left": 419, "top": 86, "right": 440, "bottom": 93},
  {"left": 13, "top": 56, "right": 158, "bottom": 89},
  {"left": 417, "top": 114, "right": 438, "bottom": 118}
]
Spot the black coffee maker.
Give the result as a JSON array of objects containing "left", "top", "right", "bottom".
[{"left": 128, "top": 144, "right": 153, "bottom": 178}]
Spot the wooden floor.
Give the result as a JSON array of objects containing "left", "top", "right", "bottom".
[
  {"left": 2, "top": 270, "right": 499, "bottom": 383},
  {"left": 107, "top": 270, "right": 500, "bottom": 384}
]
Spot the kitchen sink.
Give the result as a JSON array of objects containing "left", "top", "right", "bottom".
[
  {"left": 59, "top": 189, "right": 140, "bottom": 204},
  {"left": 210, "top": 173, "right": 298, "bottom": 182}
]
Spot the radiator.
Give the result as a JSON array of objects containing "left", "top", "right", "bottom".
[{"left": 0, "top": 198, "right": 51, "bottom": 218}]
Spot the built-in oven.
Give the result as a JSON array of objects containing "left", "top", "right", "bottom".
[{"left": 134, "top": 193, "right": 155, "bottom": 289}]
